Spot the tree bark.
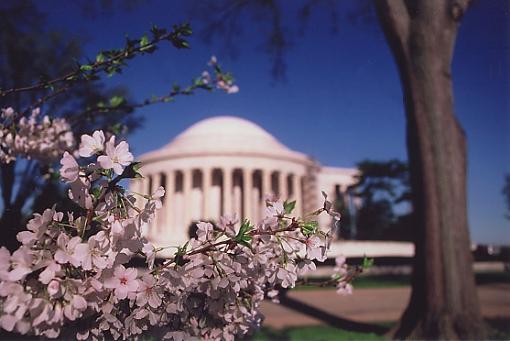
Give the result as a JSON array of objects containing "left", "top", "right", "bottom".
[
  {"left": 0, "top": 161, "right": 39, "bottom": 251},
  {"left": 375, "top": 0, "right": 485, "bottom": 339}
]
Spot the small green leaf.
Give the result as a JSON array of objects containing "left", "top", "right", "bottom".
[
  {"left": 284, "top": 200, "right": 296, "bottom": 214},
  {"left": 106, "top": 66, "right": 119, "bottom": 77},
  {"left": 111, "top": 123, "right": 124, "bottom": 135},
  {"left": 140, "top": 34, "right": 149, "bottom": 47},
  {"left": 301, "top": 221, "right": 318, "bottom": 236},
  {"left": 109, "top": 96, "right": 124, "bottom": 108},
  {"left": 362, "top": 256, "right": 374, "bottom": 269},
  {"left": 180, "top": 23, "right": 192, "bottom": 36},
  {"left": 139, "top": 34, "right": 154, "bottom": 52},
  {"left": 235, "top": 219, "right": 253, "bottom": 242},
  {"left": 80, "top": 64, "right": 93, "bottom": 71},
  {"left": 132, "top": 162, "right": 143, "bottom": 172},
  {"left": 91, "top": 186, "right": 102, "bottom": 200},
  {"left": 96, "top": 53, "right": 105, "bottom": 63},
  {"left": 176, "top": 241, "right": 189, "bottom": 257},
  {"left": 239, "top": 239, "right": 253, "bottom": 249},
  {"left": 171, "top": 39, "right": 190, "bottom": 49}
]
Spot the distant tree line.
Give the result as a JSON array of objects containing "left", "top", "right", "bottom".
[{"left": 334, "top": 159, "right": 414, "bottom": 242}]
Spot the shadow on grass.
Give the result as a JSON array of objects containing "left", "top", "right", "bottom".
[
  {"left": 278, "top": 291, "right": 390, "bottom": 335},
  {"left": 486, "top": 318, "right": 510, "bottom": 340}
]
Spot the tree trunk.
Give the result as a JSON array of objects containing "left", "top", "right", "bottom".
[
  {"left": 0, "top": 161, "right": 39, "bottom": 251},
  {"left": 375, "top": 0, "right": 485, "bottom": 339}
]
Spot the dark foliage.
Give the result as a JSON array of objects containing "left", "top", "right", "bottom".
[
  {"left": 0, "top": 1, "right": 140, "bottom": 250},
  {"left": 348, "top": 159, "right": 415, "bottom": 241}
]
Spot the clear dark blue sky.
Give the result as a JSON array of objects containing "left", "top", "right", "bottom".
[{"left": 39, "top": 1, "right": 509, "bottom": 244}]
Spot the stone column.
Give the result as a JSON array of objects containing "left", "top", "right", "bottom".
[
  {"left": 134, "top": 177, "right": 144, "bottom": 209},
  {"left": 164, "top": 170, "right": 174, "bottom": 234},
  {"left": 263, "top": 169, "right": 272, "bottom": 198},
  {"left": 130, "top": 179, "right": 142, "bottom": 209},
  {"left": 203, "top": 168, "right": 212, "bottom": 220},
  {"left": 223, "top": 168, "right": 232, "bottom": 215},
  {"left": 278, "top": 172, "right": 286, "bottom": 199},
  {"left": 293, "top": 174, "right": 302, "bottom": 216},
  {"left": 183, "top": 168, "right": 192, "bottom": 232},
  {"left": 243, "top": 168, "right": 252, "bottom": 220}
]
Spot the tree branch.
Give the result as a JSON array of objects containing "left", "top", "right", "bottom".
[{"left": 0, "top": 24, "right": 192, "bottom": 98}]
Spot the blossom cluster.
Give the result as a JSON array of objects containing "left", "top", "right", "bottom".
[
  {"left": 0, "top": 107, "right": 74, "bottom": 163},
  {"left": 0, "top": 130, "right": 353, "bottom": 340},
  {"left": 201, "top": 56, "right": 240, "bottom": 94}
]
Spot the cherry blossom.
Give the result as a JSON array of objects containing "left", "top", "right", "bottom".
[
  {"left": 74, "top": 237, "right": 108, "bottom": 271},
  {"left": 39, "top": 261, "right": 62, "bottom": 284},
  {"left": 336, "top": 281, "right": 353, "bottom": 295},
  {"left": 265, "top": 199, "right": 285, "bottom": 218},
  {"left": 68, "top": 177, "right": 93, "bottom": 209},
  {"left": 7, "top": 248, "right": 33, "bottom": 281},
  {"left": 0, "top": 107, "right": 74, "bottom": 163},
  {"left": 97, "top": 136, "right": 134, "bottom": 175},
  {"left": 0, "top": 248, "right": 10, "bottom": 280},
  {"left": 47, "top": 279, "right": 62, "bottom": 298},
  {"left": 54, "top": 233, "right": 82, "bottom": 266},
  {"left": 59, "top": 151, "right": 79, "bottom": 183},
  {"left": 136, "top": 275, "right": 163, "bottom": 309},
  {"left": 104, "top": 265, "right": 139, "bottom": 300},
  {"left": 305, "top": 235, "right": 328, "bottom": 261},
  {"left": 1, "top": 107, "right": 14, "bottom": 118},
  {"left": 334, "top": 255, "right": 348, "bottom": 276},
  {"left": 79, "top": 130, "right": 105, "bottom": 157},
  {"left": 196, "top": 221, "right": 213, "bottom": 241}
]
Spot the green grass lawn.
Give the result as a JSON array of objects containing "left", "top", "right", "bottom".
[
  {"left": 295, "top": 270, "right": 509, "bottom": 291},
  {"left": 251, "top": 326, "right": 386, "bottom": 341},
  {"left": 250, "top": 320, "right": 510, "bottom": 341}
]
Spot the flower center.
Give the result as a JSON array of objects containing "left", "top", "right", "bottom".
[{"left": 120, "top": 276, "right": 128, "bottom": 285}]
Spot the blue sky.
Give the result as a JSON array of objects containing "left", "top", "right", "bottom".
[{"left": 39, "top": 1, "right": 509, "bottom": 244}]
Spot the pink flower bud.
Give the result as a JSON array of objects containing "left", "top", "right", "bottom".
[{"left": 47, "top": 279, "right": 62, "bottom": 298}]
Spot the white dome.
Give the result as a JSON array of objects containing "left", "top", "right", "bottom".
[{"left": 139, "top": 116, "right": 308, "bottom": 163}]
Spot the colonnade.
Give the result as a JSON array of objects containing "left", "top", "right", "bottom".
[{"left": 133, "top": 168, "right": 303, "bottom": 237}]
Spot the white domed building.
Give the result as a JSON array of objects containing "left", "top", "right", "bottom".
[{"left": 131, "top": 116, "right": 358, "bottom": 249}]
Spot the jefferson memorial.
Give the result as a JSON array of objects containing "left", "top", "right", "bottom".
[{"left": 131, "top": 116, "right": 358, "bottom": 249}]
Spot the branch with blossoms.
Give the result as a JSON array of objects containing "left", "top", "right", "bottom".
[
  {"left": 67, "top": 55, "right": 238, "bottom": 125},
  {"left": 2, "top": 22, "right": 239, "bottom": 127},
  {"left": 0, "top": 56, "right": 237, "bottom": 165},
  {"left": 0, "top": 107, "right": 74, "bottom": 164},
  {"left": 0, "top": 24, "right": 193, "bottom": 98},
  {"left": 0, "top": 130, "right": 362, "bottom": 340}
]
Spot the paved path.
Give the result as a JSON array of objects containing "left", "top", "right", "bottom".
[{"left": 261, "top": 283, "right": 510, "bottom": 329}]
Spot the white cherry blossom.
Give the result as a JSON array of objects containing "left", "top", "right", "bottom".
[
  {"left": 59, "top": 151, "right": 79, "bottom": 183},
  {"left": 136, "top": 275, "right": 163, "bottom": 309},
  {"left": 104, "top": 265, "right": 139, "bottom": 300},
  {"left": 97, "top": 136, "right": 134, "bottom": 175},
  {"left": 79, "top": 130, "right": 105, "bottom": 157}
]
